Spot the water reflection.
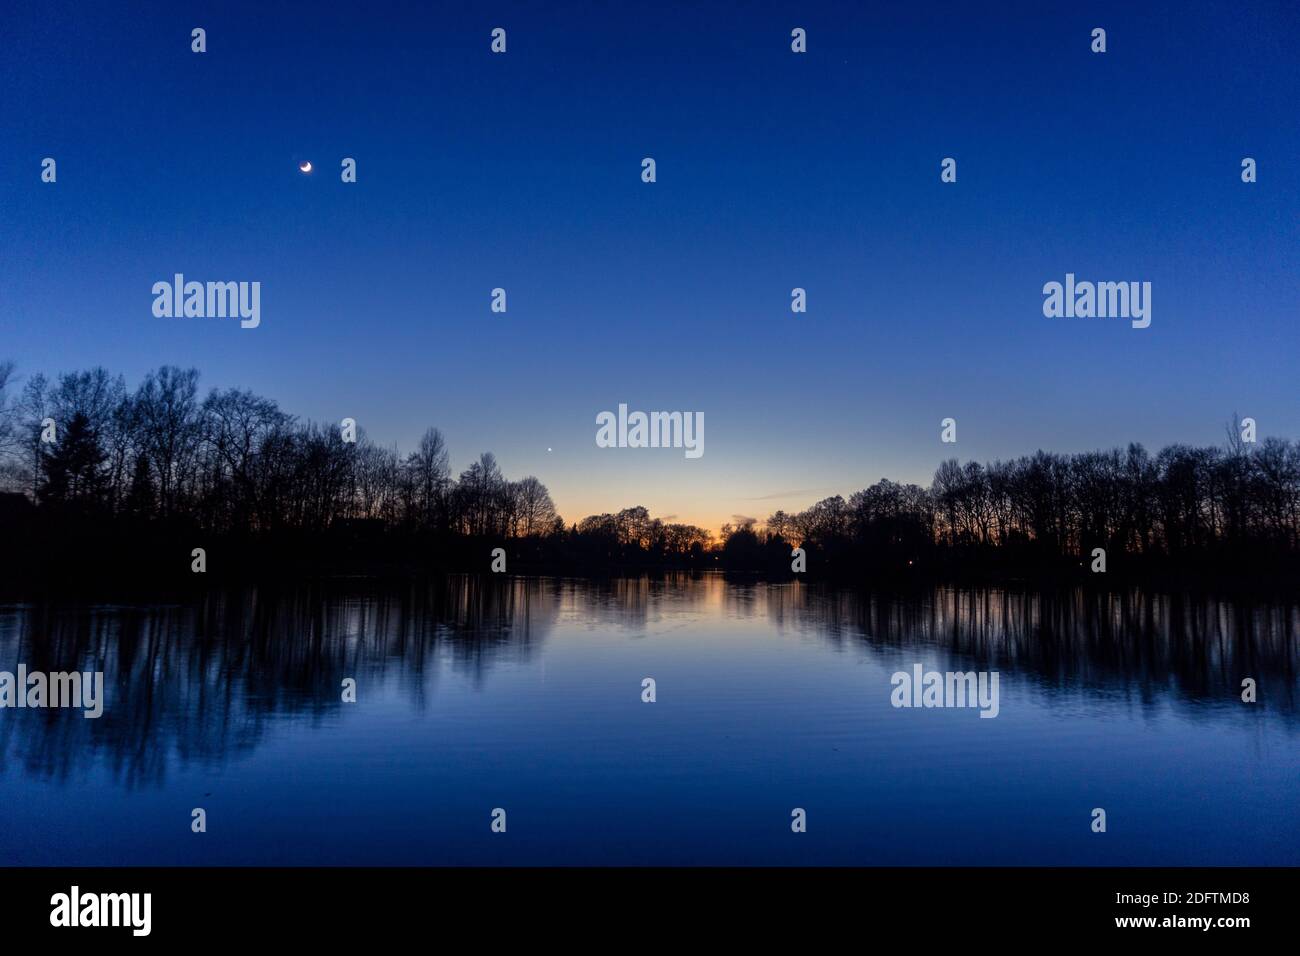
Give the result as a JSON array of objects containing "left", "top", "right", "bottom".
[
  {"left": 767, "top": 584, "right": 1299, "bottom": 712},
  {"left": 1, "top": 574, "right": 1296, "bottom": 791},
  {"left": 0, "top": 576, "right": 562, "bottom": 788}
]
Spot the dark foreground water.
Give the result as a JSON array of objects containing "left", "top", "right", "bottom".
[{"left": 1, "top": 574, "right": 1296, "bottom": 865}]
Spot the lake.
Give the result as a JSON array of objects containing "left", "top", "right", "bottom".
[{"left": 1, "top": 574, "right": 1297, "bottom": 865}]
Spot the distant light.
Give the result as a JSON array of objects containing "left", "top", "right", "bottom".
[{"left": 299, "top": 161, "right": 312, "bottom": 173}]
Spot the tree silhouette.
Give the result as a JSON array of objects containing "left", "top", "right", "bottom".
[
  {"left": 37, "top": 411, "right": 106, "bottom": 509},
  {"left": 1, "top": 357, "right": 1299, "bottom": 581}
]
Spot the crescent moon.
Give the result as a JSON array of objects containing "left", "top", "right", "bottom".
[{"left": 299, "top": 161, "right": 312, "bottom": 173}]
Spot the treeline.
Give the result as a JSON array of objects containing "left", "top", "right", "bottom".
[
  {"left": 0, "top": 362, "right": 714, "bottom": 580},
  {"left": 721, "top": 438, "right": 1300, "bottom": 580},
  {"left": 0, "top": 363, "right": 559, "bottom": 537},
  {"left": 2, "top": 360, "right": 1298, "bottom": 584}
]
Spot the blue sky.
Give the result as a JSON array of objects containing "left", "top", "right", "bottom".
[{"left": 2, "top": 1, "right": 1297, "bottom": 529}]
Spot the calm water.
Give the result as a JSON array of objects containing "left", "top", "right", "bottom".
[{"left": 1, "top": 574, "right": 1297, "bottom": 866}]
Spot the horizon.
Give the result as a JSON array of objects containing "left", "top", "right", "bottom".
[{"left": 2, "top": 354, "right": 1288, "bottom": 537}]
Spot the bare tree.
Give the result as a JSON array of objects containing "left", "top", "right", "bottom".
[
  {"left": 511, "top": 475, "right": 557, "bottom": 537},
  {"left": 133, "top": 367, "right": 201, "bottom": 518},
  {"left": 404, "top": 427, "right": 450, "bottom": 529}
]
